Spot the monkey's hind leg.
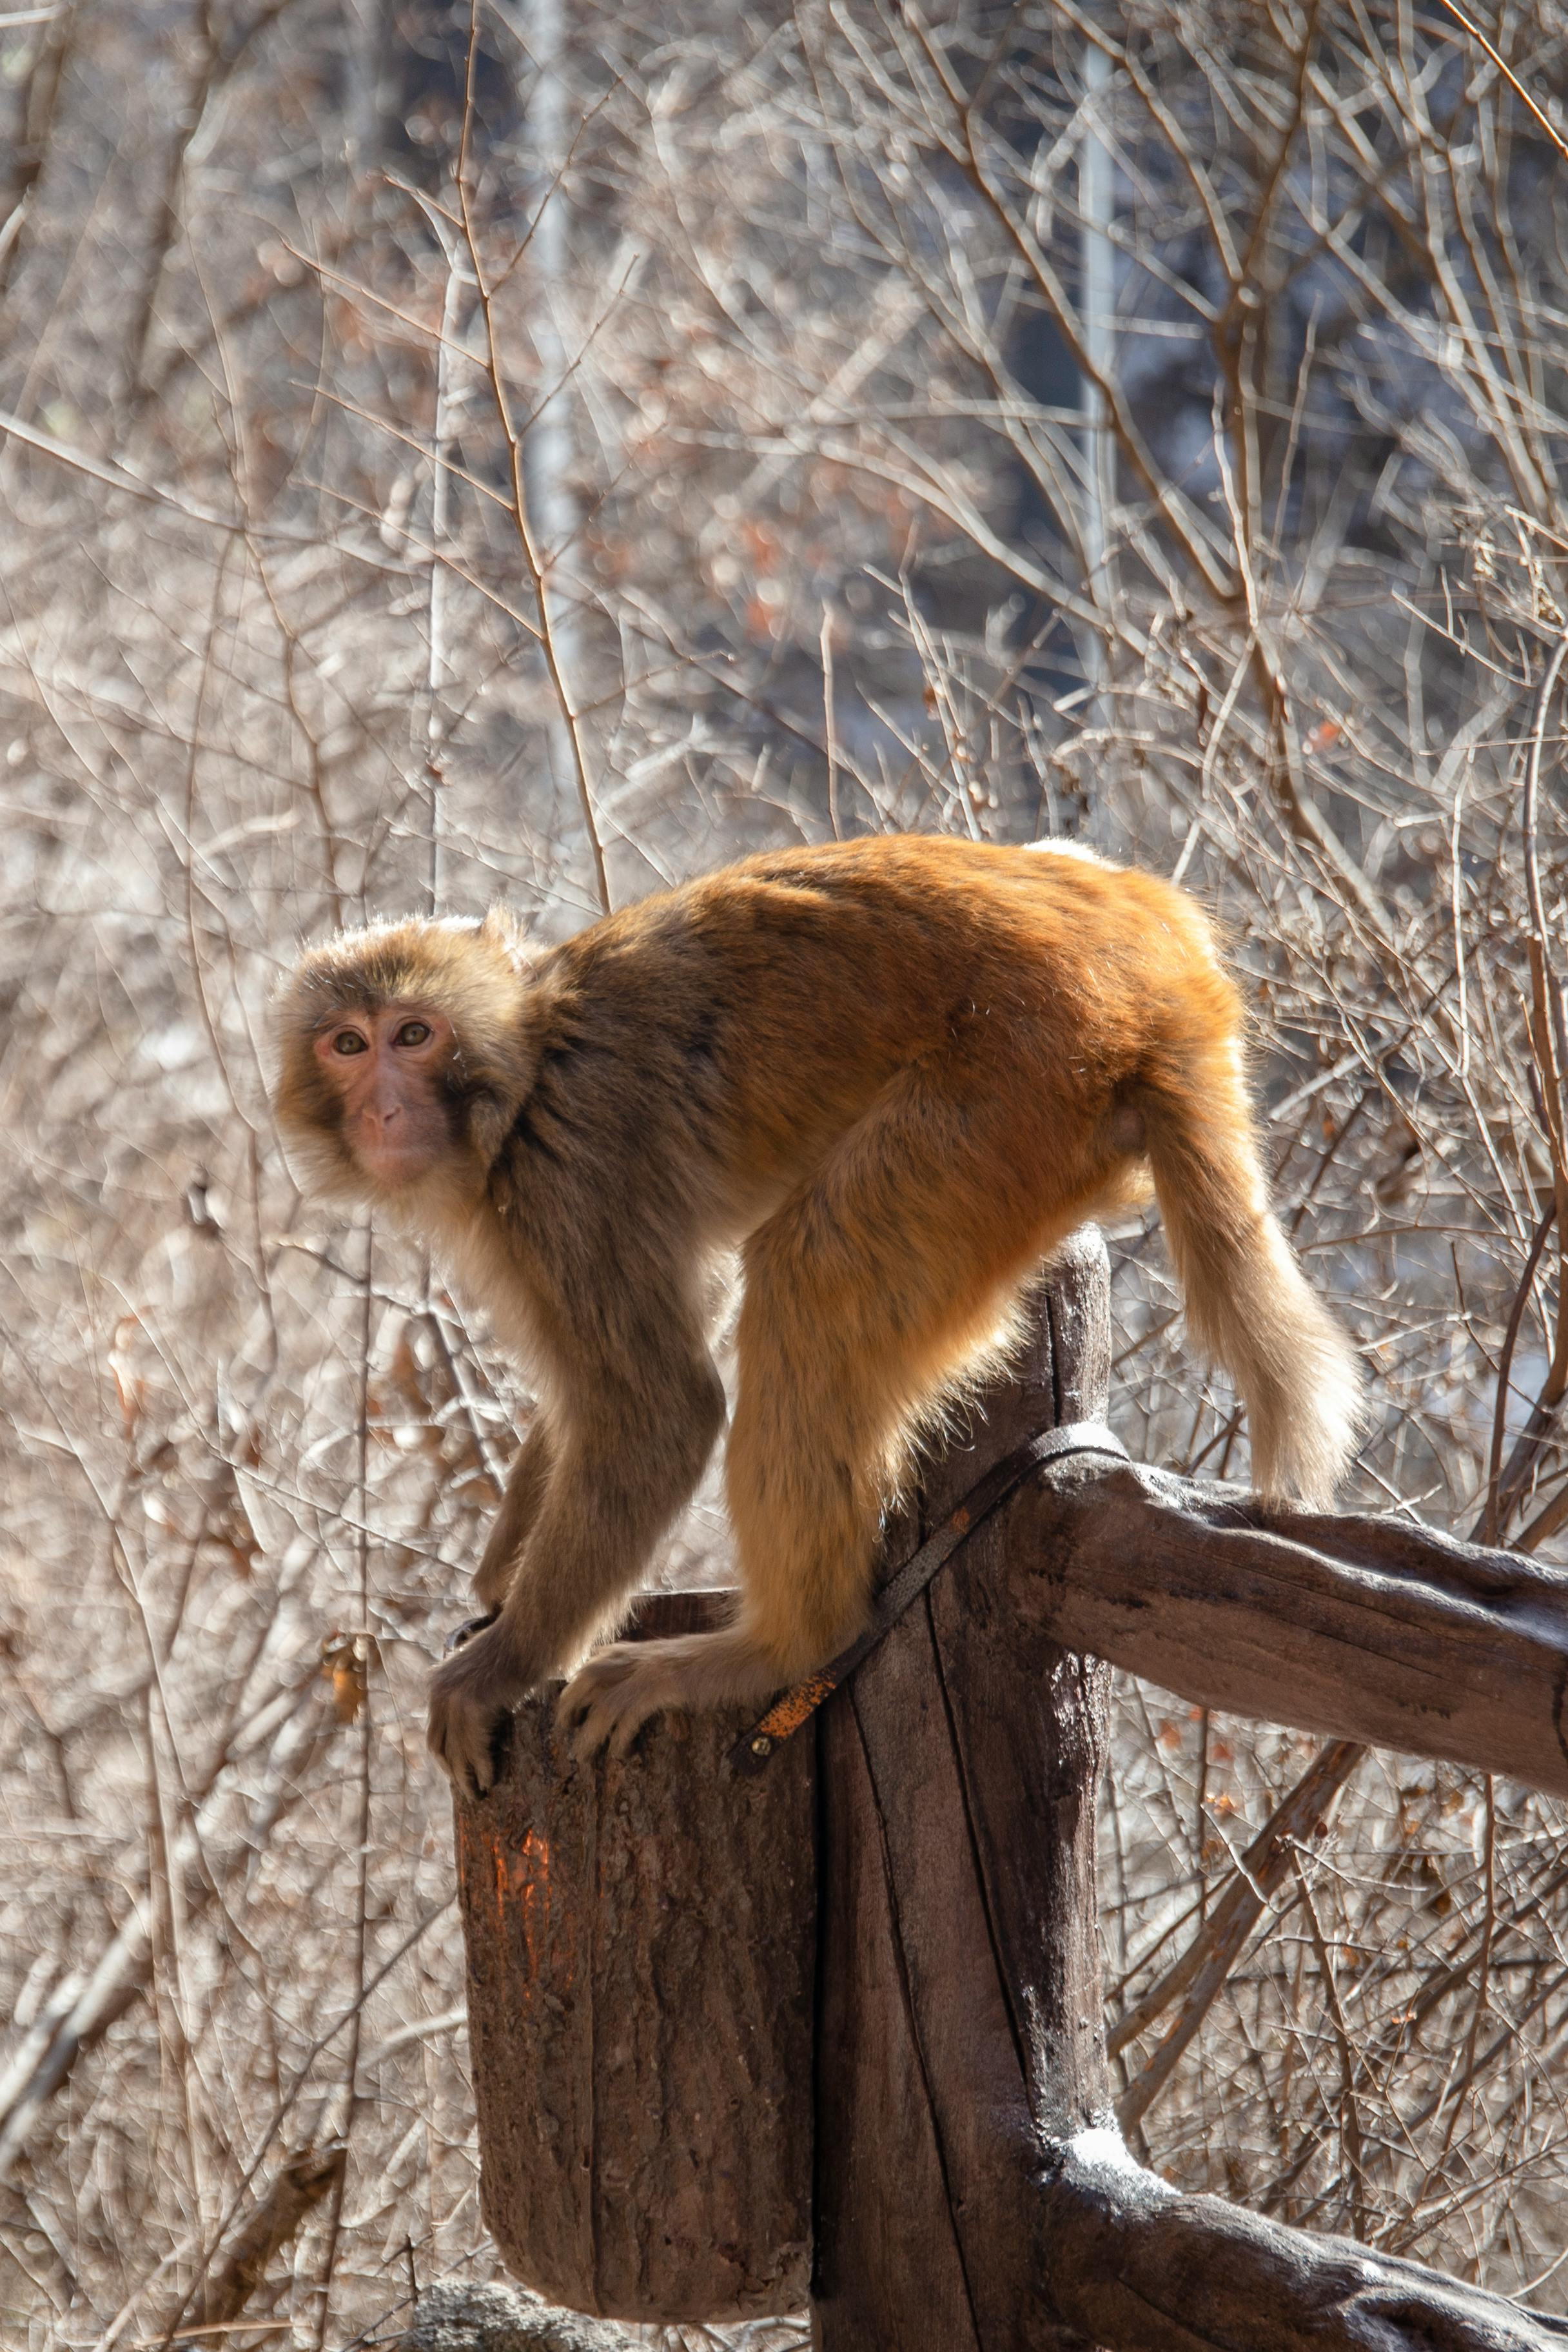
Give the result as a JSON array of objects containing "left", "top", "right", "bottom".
[
  {"left": 557, "top": 1617, "right": 785, "bottom": 1761},
  {"left": 562, "top": 1063, "right": 1072, "bottom": 1759},
  {"left": 560, "top": 1204, "right": 897, "bottom": 1760}
]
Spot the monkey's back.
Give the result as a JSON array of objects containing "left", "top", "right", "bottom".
[{"left": 530, "top": 835, "right": 1241, "bottom": 1216}]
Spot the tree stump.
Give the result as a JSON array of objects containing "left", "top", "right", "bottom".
[{"left": 453, "top": 1592, "right": 815, "bottom": 2324}]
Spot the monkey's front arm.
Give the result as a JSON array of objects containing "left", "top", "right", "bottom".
[
  {"left": 427, "top": 1344, "right": 725, "bottom": 1798},
  {"left": 471, "top": 1419, "right": 557, "bottom": 1613}
]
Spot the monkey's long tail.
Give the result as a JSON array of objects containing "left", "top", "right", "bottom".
[{"left": 1139, "top": 1059, "right": 1365, "bottom": 1507}]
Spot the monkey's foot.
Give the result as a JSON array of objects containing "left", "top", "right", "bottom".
[
  {"left": 558, "top": 1630, "right": 783, "bottom": 1762},
  {"left": 556, "top": 1643, "right": 683, "bottom": 1760},
  {"left": 427, "top": 1622, "right": 529, "bottom": 1800}
]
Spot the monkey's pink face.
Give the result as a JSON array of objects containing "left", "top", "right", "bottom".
[{"left": 313, "top": 1004, "right": 458, "bottom": 1186}]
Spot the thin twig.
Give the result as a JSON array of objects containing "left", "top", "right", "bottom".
[
  {"left": 191, "top": 2143, "right": 347, "bottom": 2340},
  {"left": 1432, "top": 0, "right": 1568, "bottom": 163},
  {"left": 1115, "top": 1740, "right": 1363, "bottom": 2127},
  {"left": 453, "top": 0, "right": 610, "bottom": 915}
]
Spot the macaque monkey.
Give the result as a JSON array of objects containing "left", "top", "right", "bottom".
[{"left": 275, "top": 835, "right": 1362, "bottom": 1796}]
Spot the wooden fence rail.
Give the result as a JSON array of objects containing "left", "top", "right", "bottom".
[{"left": 1017, "top": 1461, "right": 1568, "bottom": 1801}]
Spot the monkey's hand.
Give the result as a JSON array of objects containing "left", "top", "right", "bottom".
[
  {"left": 427, "top": 1620, "right": 533, "bottom": 1799},
  {"left": 556, "top": 1640, "right": 690, "bottom": 1762}
]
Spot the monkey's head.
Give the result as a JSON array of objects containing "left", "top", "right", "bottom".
[{"left": 273, "top": 910, "right": 536, "bottom": 1203}]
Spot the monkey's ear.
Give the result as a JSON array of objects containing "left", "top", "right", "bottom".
[
  {"left": 480, "top": 905, "right": 527, "bottom": 965},
  {"left": 467, "top": 1094, "right": 515, "bottom": 1166}
]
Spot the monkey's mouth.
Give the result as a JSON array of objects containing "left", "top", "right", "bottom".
[{"left": 352, "top": 1141, "right": 444, "bottom": 1188}]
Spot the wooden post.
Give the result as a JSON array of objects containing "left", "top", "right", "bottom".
[{"left": 812, "top": 1227, "right": 1113, "bottom": 2351}]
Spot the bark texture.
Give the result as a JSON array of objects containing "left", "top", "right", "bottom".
[
  {"left": 812, "top": 1229, "right": 1112, "bottom": 2352},
  {"left": 1036, "top": 2137, "right": 1568, "bottom": 2351},
  {"left": 453, "top": 1593, "right": 814, "bottom": 2324},
  {"left": 1010, "top": 1462, "right": 1568, "bottom": 1798}
]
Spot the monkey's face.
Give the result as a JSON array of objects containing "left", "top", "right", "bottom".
[{"left": 311, "top": 1003, "right": 462, "bottom": 1188}]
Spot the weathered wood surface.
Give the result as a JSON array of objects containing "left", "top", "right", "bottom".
[
  {"left": 813, "top": 1228, "right": 1112, "bottom": 2352},
  {"left": 1007, "top": 1462, "right": 1568, "bottom": 1798},
  {"left": 1034, "top": 2135, "right": 1568, "bottom": 2350},
  {"left": 453, "top": 1592, "right": 814, "bottom": 2325},
  {"left": 812, "top": 1231, "right": 1568, "bottom": 2352}
]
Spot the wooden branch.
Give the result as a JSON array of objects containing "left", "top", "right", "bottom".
[
  {"left": 810, "top": 1240, "right": 1568, "bottom": 2348},
  {"left": 1006, "top": 1462, "right": 1568, "bottom": 1796},
  {"left": 1037, "top": 2130, "right": 1568, "bottom": 2351}
]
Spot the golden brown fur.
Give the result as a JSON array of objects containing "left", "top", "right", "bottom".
[{"left": 273, "top": 835, "right": 1364, "bottom": 1795}]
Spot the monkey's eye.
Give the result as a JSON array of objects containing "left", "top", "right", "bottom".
[
  {"left": 331, "top": 1030, "right": 369, "bottom": 1056},
  {"left": 395, "top": 1020, "right": 433, "bottom": 1048}
]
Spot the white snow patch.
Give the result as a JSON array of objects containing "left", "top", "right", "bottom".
[{"left": 1066, "top": 2122, "right": 1175, "bottom": 2197}]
